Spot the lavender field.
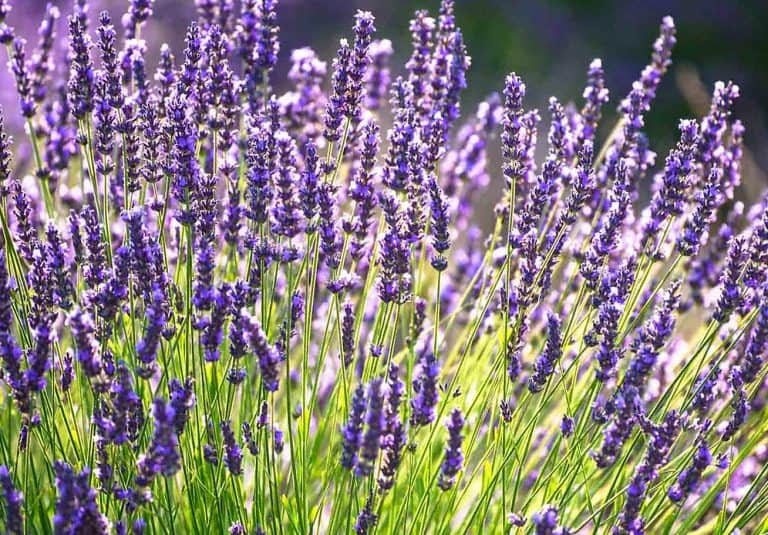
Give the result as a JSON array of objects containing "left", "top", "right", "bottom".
[{"left": 0, "top": 0, "right": 767, "bottom": 533}]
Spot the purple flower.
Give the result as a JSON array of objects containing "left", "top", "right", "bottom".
[
  {"left": 53, "top": 462, "right": 110, "bottom": 535},
  {"left": 97, "top": 11, "right": 123, "bottom": 110},
  {"left": 340, "top": 302, "right": 356, "bottom": 367},
  {"left": 323, "top": 39, "right": 352, "bottom": 143},
  {"left": 560, "top": 415, "right": 574, "bottom": 437},
  {"left": 743, "top": 283, "right": 768, "bottom": 383},
  {"left": 637, "top": 16, "right": 676, "bottom": 110},
  {"left": 0, "top": 111, "right": 10, "bottom": 190},
  {"left": 576, "top": 59, "right": 609, "bottom": 152},
  {"left": 168, "top": 100, "right": 201, "bottom": 225},
  {"left": 178, "top": 20, "right": 202, "bottom": 100},
  {"left": 379, "top": 364, "right": 406, "bottom": 491},
  {"left": 244, "top": 312, "right": 281, "bottom": 392},
  {"left": 238, "top": 0, "right": 280, "bottom": 109},
  {"left": 110, "top": 364, "right": 144, "bottom": 444},
  {"left": 615, "top": 410, "right": 681, "bottom": 535},
  {"left": 201, "top": 286, "right": 231, "bottom": 362},
  {"left": 697, "top": 81, "right": 740, "bottom": 173},
  {"left": 501, "top": 73, "right": 529, "bottom": 193},
  {"left": 67, "top": 15, "right": 95, "bottom": 120},
  {"left": 406, "top": 10, "right": 434, "bottom": 121},
  {"left": 348, "top": 11, "right": 376, "bottom": 117},
  {"left": 529, "top": 313, "right": 563, "bottom": 393},
  {"left": 744, "top": 199, "right": 768, "bottom": 293},
  {"left": 282, "top": 47, "right": 327, "bottom": 145},
  {"left": 169, "top": 377, "right": 195, "bottom": 436},
  {"left": 539, "top": 142, "right": 596, "bottom": 292},
  {"left": 228, "top": 282, "right": 252, "bottom": 362},
  {"left": 136, "top": 283, "right": 168, "bottom": 378},
  {"left": 245, "top": 120, "right": 274, "bottom": 225},
  {"left": 67, "top": 307, "right": 102, "bottom": 380},
  {"left": 11, "top": 181, "right": 36, "bottom": 264},
  {"left": 513, "top": 154, "right": 561, "bottom": 245},
  {"left": 592, "top": 386, "right": 640, "bottom": 468},
  {"left": 354, "top": 493, "right": 377, "bottom": 535},
  {"left": 0, "top": 247, "right": 28, "bottom": 413},
  {"left": 9, "top": 38, "right": 36, "bottom": 118},
  {"left": 677, "top": 166, "right": 723, "bottom": 257},
  {"left": 298, "top": 140, "right": 320, "bottom": 230},
  {"left": 94, "top": 79, "right": 118, "bottom": 182},
  {"left": 271, "top": 132, "right": 302, "bottom": 239},
  {"left": 242, "top": 422, "right": 258, "bottom": 455},
  {"left": 203, "top": 443, "right": 218, "bottom": 465},
  {"left": 377, "top": 192, "right": 411, "bottom": 303},
  {"left": 0, "top": 0, "right": 12, "bottom": 44},
  {"left": 45, "top": 223, "right": 74, "bottom": 310},
  {"left": 428, "top": 177, "right": 451, "bottom": 271},
  {"left": 349, "top": 120, "right": 380, "bottom": 259},
  {"left": 622, "top": 279, "right": 681, "bottom": 390},
  {"left": 273, "top": 426, "right": 284, "bottom": 453},
  {"left": 154, "top": 43, "right": 176, "bottom": 107},
  {"left": 356, "top": 378, "right": 384, "bottom": 477},
  {"left": 29, "top": 4, "right": 60, "bottom": 104},
  {"left": 438, "top": 408, "right": 465, "bottom": 490},
  {"left": 532, "top": 505, "right": 570, "bottom": 535},
  {"left": 641, "top": 119, "right": 699, "bottom": 249},
  {"left": 382, "top": 79, "right": 416, "bottom": 192},
  {"left": 411, "top": 348, "right": 440, "bottom": 427},
  {"left": 691, "top": 364, "right": 720, "bottom": 415},
  {"left": 722, "top": 367, "right": 748, "bottom": 441},
  {"left": 668, "top": 422, "right": 712, "bottom": 503},
  {"left": 594, "top": 18, "right": 674, "bottom": 194},
  {"left": 221, "top": 420, "right": 243, "bottom": 476},
  {"left": 124, "top": 0, "right": 154, "bottom": 39},
  {"left": 341, "top": 383, "right": 366, "bottom": 470},
  {"left": 136, "top": 398, "right": 181, "bottom": 486},
  {"left": 364, "top": 39, "right": 393, "bottom": 111},
  {"left": 25, "top": 242, "right": 58, "bottom": 392},
  {"left": 440, "top": 29, "right": 470, "bottom": 128},
  {"left": 81, "top": 205, "right": 107, "bottom": 287},
  {"left": 0, "top": 465, "right": 23, "bottom": 535},
  {"left": 581, "top": 159, "right": 632, "bottom": 289},
  {"left": 61, "top": 353, "right": 74, "bottom": 392},
  {"left": 712, "top": 236, "right": 747, "bottom": 323}
]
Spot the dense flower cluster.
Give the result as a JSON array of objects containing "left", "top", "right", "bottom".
[{"left": 0, "top": 1, "right": 765, "bottom": 533}]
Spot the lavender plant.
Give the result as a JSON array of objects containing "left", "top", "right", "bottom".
[{"left": 0, "top": 1, "right": 766, "bottom": 534}]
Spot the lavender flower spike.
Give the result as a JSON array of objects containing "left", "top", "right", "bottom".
[
  {"left": 341, "top": 383, "right": 367, "bottom": 471},
  {"left": 0, "top": 465, "right": 23, "bottom": 535},
  {"left": 529, "top": 313, "right": 563, "bottom": 393},
  {"left": 239, "top": 312, "right": 279, "bottom": 394},
  {"left": 356, "top": 378, "right": 384, "bottom": 477},
  {"left": 438, "top": 408, "right": 465, "bottom": 490}
]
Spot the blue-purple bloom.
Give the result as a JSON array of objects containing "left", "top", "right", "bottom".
[
  {"left": 356, "top": 378, "right": 384, "bottom": 477},
  {"left": 438, "top": 408, "right": 465, "bottom": 490},
  {"left": 411, "top": 348, "right": 439, "bottom": 426},
  {"left": 53, "top": 462, "right": 110, "bottom": 535},
  {"left": 0, "top": 465, "right": 23, "bottom": 535},
  {"left": 615, "top": 410, "right": 681, "bottom": 535},
  {"left": 722, "top": 367, "right": 748, "bottom": 441},
  {"left": 341, "top": 383, "right": 366, "bottom": 470},
  {"left": 668, "top": 422, "right": 712, "bottom": 503},
  {"left": 221, "top": 420, "right": 243, "bottom": 476},
  {"left": 136, "top": 398, "right": 181, "bottom": 486},
  {"left": 529, "top": 313, "right": 563, "bottom": 393}
]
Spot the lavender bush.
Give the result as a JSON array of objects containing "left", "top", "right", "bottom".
[{"left": 0, "top": 1, "right": 766, "bottom": 533}]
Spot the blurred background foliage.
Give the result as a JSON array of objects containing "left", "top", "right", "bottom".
[{"left": 2, "top": 0, "right": 767, "bottom": 193}]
